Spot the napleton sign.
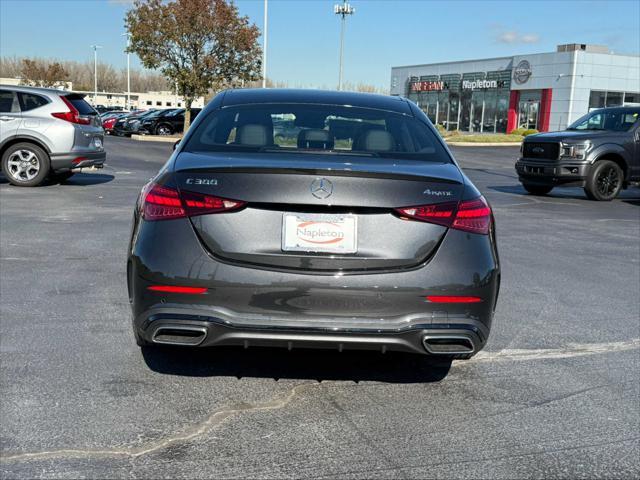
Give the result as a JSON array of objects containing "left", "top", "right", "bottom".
[{"left": 461, "top": 79, "right": 506, "bottom": 90}]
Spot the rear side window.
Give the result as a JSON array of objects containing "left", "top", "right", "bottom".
[
  {"left": 184, "top": 103, "right": 450, "bottom": 163},
  {"left": 64, "top": 94, "right": 96, "bottom": 115},
  {"left": 18, "top": 92, "right": 50, "bottom": 112},
  {"left": 0, "top": 90, "right": 20, "bottom": 113}
]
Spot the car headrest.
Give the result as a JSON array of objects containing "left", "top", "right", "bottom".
[
  {"left": 359, "top": 129, "right": 395, "bottom": 152},
  {"left": 297, "top": 129, "right": 334, "bottom": 149},
  {"left": 236, "top": 124, "right": 270, "bottom": 146}
]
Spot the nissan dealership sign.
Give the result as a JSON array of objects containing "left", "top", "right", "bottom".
[{"left": 514, "top": 60, "right": 532, "bottom": 84}]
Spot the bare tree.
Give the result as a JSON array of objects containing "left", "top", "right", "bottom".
[{"left": 19, "top": 58, "right": 69, "bottom": 88}]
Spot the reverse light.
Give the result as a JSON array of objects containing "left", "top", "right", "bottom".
[
  {"left": 51, "top": 96, "right": 92, "bottom": 125},
  {"left": 396, "top": 196, "right": 492, "bottom": 235},
  {"left": 147, "top": 285, "right": 208, "bottom": 294},
  {"left": 140, "top": 183, "right": 246, "bottom": 221},
  {"left": 426, "top": 295, "right": 483, "bottom": 303}
]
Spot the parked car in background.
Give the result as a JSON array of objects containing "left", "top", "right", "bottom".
[
  {"left": 138, "top": 108, "right": 201, "bottom": 136},
  {"left": 0, "top": 85, "right": 105, "bottom": 186},
  {"left": 112, "top": 109, "right": 159, "bottom": 137},
  {"left": 103, "top": 113, "right": 128, "bottom": 135},
  {"left": 128, "top": 89, "right": 499, "bottom": 359},
  {"left": 95, "top": 105, "right": 125, "bottom": 114},
  {"left": 100, "top": 110, "right": 129, "bottom": 120},
  {"left": 516, "top": 107, "right": 640, "bottom": 200}
]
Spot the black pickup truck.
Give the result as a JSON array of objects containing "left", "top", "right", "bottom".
[{"left": 516, "top": 107, "right": 639, "bottom": 200}]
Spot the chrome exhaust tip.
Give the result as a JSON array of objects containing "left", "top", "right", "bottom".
[
  {"left": 152, "top": 326, "right": 207, "bottom": 346},
  {"left": 422, "top": 335, "right": 475, "bottom": 355}
]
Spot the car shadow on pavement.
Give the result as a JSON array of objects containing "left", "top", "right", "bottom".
[
  {"left": 489, "top": 184, "right": 592, "bottom": 199},
  {"left": 141, "top": 346, "right": 452, "bottom": 383},
  {"left": 55, "top": 173, "right": 115, "bottom": 186},
  {"left": 0, "top": 173, "right": 115, "bottom": 186}
]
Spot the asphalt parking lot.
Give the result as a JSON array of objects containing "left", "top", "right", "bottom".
[{"left": 1, "top": 136, "right": 639, "bottom": 479}]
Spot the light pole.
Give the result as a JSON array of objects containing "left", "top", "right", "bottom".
[
  {"left": 91, "top": 45, "right": 103, "bottom": 106},
  {"left": 334, "top": 1, "right": 355, "bottom": 91},
  {"left": 123, "top": 33, "right": 131, "bottom": 110},
  {"left": 262, "top": 0, "right": 268, "bottom": 88}
]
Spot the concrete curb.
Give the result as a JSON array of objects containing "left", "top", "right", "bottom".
[
  {"left": 446, "top": 142, "right": 522, "bottom": 147},
  {"left": 131, "top": 134, "right": 182, "bottom": 143}
]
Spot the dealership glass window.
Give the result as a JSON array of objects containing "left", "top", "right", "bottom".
[
  {"left": 441, "top": 74, "right": 461, "bottom": 131},
  {"left": 471, "top": 90, "right": 484, "bottom": 132},
  {"left": 495, "top": 94, "right": 509, "bottom": 133},
  {"left": 459, "top": 72, "right": 484, "bottom": 132},
  {"left": 589, "top": 90, "right": 639, "bottom": 109},
  {"left": 437, "top": 91, "right": 449, "bottom": 127},
  {"left": 425, "top": 91, "right": 438, "bottom": 123},
  {"left": 405, "top": 70, "right": 510, "bottom": 132},
  {"left": 589, "top": 91, "right": 606, "bottom": 109},
  {"left": 487, "top": 70, "right": 511, "bottom": 134},
  {"left": 606, "top": 91, "right": 623, "bottom": 107},
  {"left": 458, "top": 89, "right": 472, "bottom": 131},
  {"left": 483, "top": 91, "right": 497, "bottom": 133},
  {"left": 624, "top": 92, "right": 639, "bottom": 104}
]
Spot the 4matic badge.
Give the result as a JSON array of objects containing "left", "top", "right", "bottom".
[{"left": 423, "top": 188, "right": 453, "bottom": 197}]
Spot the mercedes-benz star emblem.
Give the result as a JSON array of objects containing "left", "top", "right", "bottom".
[{"left": 310, "top": 178, "right": 333, "bottom": 199}]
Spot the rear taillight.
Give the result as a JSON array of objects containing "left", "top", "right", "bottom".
[
  {"left": 140, "top": 183, "right": 246, "bottom": 221},
  {"left": 396, "top": 196, "right": 492, "bottom": 235},
  {"left": 51, "top": 96, "right": 92, "bottom": 125},
  {"left": 147, "top": 285, "right": 208, "bottom": 294},
  {"left": 426, "top": 295, "right": 483, "bottom": 303}
]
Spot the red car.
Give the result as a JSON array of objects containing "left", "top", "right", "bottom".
[{"left": 103, "top": 113, "right": 127, "bottom": 135}]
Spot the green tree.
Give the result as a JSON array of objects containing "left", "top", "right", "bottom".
[{"left": 126, "top": 0, "right": 262, "bottom": 131}]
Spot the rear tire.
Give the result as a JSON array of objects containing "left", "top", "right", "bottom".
[
  {"left": 522, "top": 183, "right": 553, "bottom": 196},
  {"left": 155, "top": 123, "right": 174, "bottom": 136},
  {"left": 584, "top": 160, "right": 623, "bottom": 201},
  {"left": 1, "top": 142, "right": 50, "bottom": 187}
]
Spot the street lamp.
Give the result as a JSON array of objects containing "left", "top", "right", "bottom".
[
  {"left": 123, "top": 33, "right": 131, "bottom": 110},
  {"left": 334, "top": 1, "right": 355, "bottom": 91},
  {"left": 262, "top": 0, "right": 268, "bottom": 88},
  {"left": 91, "top": 44, "right": 103, "bottom": 106}
]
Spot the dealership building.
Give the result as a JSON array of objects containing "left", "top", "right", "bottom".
[{"left": 390, "top": 44, "right": 640, "bottom": 133}]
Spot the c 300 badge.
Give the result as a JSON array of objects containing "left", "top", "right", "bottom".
[{"left": 185, "top": 178, "right": 218, "bottom": 186}]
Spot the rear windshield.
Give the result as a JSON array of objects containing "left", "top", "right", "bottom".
[
  {"left": 165, "top": 109, "right": 184, "bottom": 117},
  {"left": 569, "top": 109, "right": 640, "bottom": 132},
  {"left": 184, "top": 103, "right": 450, "bottom": 162},
  {"left": 64, "top": 94, "right": 96, "bottom": 115}
]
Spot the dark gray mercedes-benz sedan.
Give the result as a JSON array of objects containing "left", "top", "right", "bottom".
[{"left": 127, "top": 89, "right": 500, "bottom": 359}]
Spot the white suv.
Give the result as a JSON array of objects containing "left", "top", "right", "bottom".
[{"left": 0, "top": 85, "right": 106, "bottom": 187}]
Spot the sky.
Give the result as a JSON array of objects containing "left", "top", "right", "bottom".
[{"left": 1, "top": 0, "right": 639, "bottom": 90}]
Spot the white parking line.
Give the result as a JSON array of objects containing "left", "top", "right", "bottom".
[{"left": 471, "top": 338, "right": 640, "bottom": 363}]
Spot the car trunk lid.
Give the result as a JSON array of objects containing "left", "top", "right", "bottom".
[{"left": 174, "top": 151, "right": 465, "bottom": 272}]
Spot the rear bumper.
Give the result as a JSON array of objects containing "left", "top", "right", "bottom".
[
  {"left": 138, "top": 312, "right": 487, "bottom": 355},
  {"left": 128, "top": 216, "right": 500, "bottom": 356},
  {"left": 515, "top": 158, "right": 590, "bottom": 186},
  {"left": 50, "top": 151, "right": 106, "bottom": 171}
]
